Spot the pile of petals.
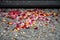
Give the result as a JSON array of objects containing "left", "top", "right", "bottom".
[{"left": 4, "top": 9, "right": 58, "bottom": 31}]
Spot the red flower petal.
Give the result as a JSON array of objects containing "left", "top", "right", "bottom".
[
  {"left": 34, "top": 27, "right": 38, "bottom": 30},
  {"left": 8, "top": 11, "right": 20, "bottom": 19}
]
